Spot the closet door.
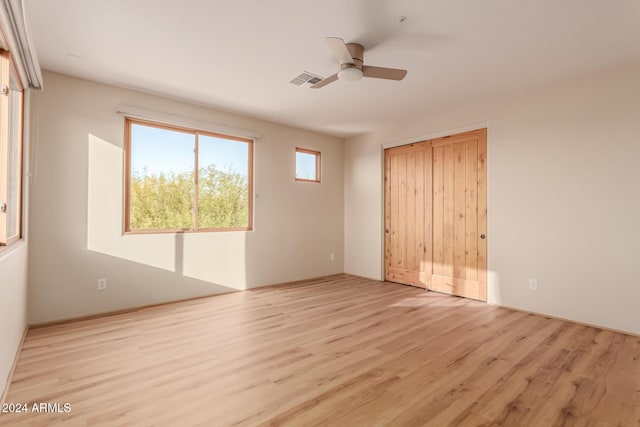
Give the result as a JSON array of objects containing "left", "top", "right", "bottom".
[
  {"left": 431, "top": 129, "right": 487, "bottom": 300},
  {"left": 384, "top": 129, "right": 487, "bottom": 301},
  {"left": 384, "top": 141, "right": 432, "bottom": 288}
]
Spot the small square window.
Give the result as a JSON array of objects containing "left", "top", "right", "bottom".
[{"left": 295, "top": 148, "right": 321, "bottom": 183}]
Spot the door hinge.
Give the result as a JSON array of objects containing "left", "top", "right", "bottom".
[
  {"left": 0, "top": 202, "right": 7, "bottom": 213},
  {"left": 0, "top": 85, "right": 8, "bottom": 95}
]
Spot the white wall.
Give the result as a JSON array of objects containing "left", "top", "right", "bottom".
[
  {"left": 0, "top": 243, "right": 28, "bottom": 397},
  {"left": 29, "top": 71, "right": 344, "bottom": 324},
  {"left": 345, "top": 62, "right": 640, "bottom": 335}
]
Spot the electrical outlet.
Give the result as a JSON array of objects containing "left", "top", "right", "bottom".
[
  {"left": 529, "top": 279, "right": 538, "bottom": 291},
  {"left": 98, "top": 278, "right": 107, "bottom": 290},
  {"left": 330, "top": 253, "right": 335, "bottom": 261}
]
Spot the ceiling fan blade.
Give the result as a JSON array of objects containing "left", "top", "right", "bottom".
[
  {"left": 362, "top": 65, "right": 407, "bottom": 81},
  {"left": 326, "top": 37, "right": 354, "bottom": 64},
  {"left": 311, "top": 73, "right": 338, "bottom": 89}
]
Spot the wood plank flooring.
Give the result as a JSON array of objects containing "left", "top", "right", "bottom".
[{"left": 1, "top": 274, "right": 639, "bottom": 426}]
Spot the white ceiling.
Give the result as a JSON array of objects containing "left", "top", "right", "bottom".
[{"left": 27, "top": 0, "right": 640, "bottom": 137}]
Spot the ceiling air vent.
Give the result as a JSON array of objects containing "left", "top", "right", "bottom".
[{"left": 290, "top": 71, "right": 323, "bottom": 87}]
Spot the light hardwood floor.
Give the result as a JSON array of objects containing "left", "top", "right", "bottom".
[{"left": 1, "top": 274, "right": 639, "bottom": 426}]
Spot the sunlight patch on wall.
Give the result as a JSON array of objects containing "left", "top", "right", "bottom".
[
  {"left": 87, "top": 134, "right": 176, "bottom": 271},
  {"left": 182, "top": 232, "right": 247, "bottom": 290}
]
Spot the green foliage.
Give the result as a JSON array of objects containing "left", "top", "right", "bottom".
[
  {"left": 198, "top": 165, "right": 248, "bottom": 228},
  {"left": 130, "top": 165, "right": 248, "bottom": 230}
]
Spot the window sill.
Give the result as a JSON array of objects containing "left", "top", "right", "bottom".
[
  {"left": 123, "top": 227, "right": 252, "bottom": 235},
  {"left": 0, "top": 239, "right": 26, "bottom": 261}
]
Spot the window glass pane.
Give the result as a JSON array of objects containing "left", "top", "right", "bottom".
[
  {"left": 296, "top": 151, "right": 318, "bottom": 180},
  {"left": 6, "top": 74, "right": 23, "bottom": 240},
  {"left": 198, "top": 135, "right": 249, "bottom": 229},
  {"left": 129, "top": 124, "right": 195, "bottom": 229}
]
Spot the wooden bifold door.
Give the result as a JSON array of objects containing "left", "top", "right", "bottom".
[{"left": 384, "top": 129, "right": 487, "bottom": 301}]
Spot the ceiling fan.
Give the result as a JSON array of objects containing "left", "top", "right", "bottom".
[{"left": 312, "top": 37, "right": 407, "bottom": 89}]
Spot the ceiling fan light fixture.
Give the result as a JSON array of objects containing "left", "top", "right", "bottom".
[{"left": 337, "top": 66, "right": 363, "bottom": 82}]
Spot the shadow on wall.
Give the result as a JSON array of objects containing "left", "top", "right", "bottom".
[{"left": 86, "top": 134, "right": 249, "bottom": 291}]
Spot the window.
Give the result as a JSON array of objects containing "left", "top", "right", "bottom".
[
  {"left": 124, "top": 119, "right": 253, "bottom": 232},
  {"left": 0, "top": 50, "right": 24, "bottom": 247},
  {"left": 295, "top": 147, "right": 321, "bottom": 183}
]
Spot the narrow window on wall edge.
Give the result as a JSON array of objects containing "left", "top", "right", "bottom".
[
  {"left": 295, "top": 147, "right": 321, "bottom": 183},
  {"left": 0, "top": 50, "right": 25, "bottom": 248},
  {"left": 124, "top": 118, "right": 254, "bottom": 233}
]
